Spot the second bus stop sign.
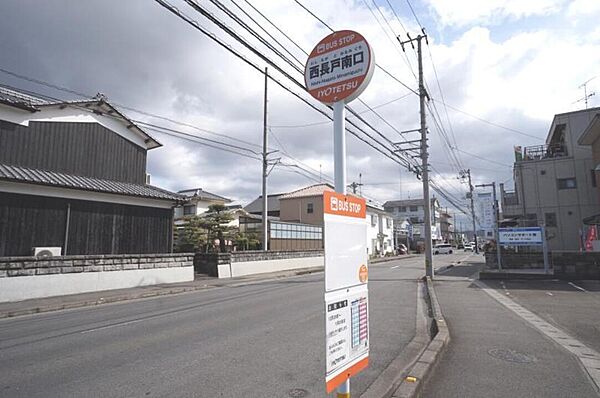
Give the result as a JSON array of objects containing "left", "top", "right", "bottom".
[{"left": 304, "top": 30, "right": 375, "bottom": 105}]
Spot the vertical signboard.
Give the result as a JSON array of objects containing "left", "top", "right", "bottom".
[{"left": 323, "top": 191, "right": 369, "bottom": 393}]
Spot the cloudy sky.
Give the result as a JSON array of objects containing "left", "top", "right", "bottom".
[{"left": 1, "top": 0, "right": 599, "bottom": 225}]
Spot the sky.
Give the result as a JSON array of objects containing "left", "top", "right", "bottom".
[{"left": 1, "top": 0, "right": 599, "bottom": 226}]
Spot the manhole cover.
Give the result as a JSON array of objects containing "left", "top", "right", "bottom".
[
  {"left": 288, "top": 388, "right": 309, "bottom": 397},
  {"left": 488, "top": 348, "right": 537, "bottom": 363}
]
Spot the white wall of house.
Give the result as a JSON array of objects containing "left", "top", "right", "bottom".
[
  {"left": 174, "top": 199, "right": 223, "bottom": 219},
  {"left": 366, "top": 209, "right": 380, "bottom": 256},
  {"left": 366, "top": 208, "right": 395, "bottom": 256}
]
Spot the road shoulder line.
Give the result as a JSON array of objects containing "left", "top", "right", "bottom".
[{"left": 475, "top": 279, "right": 600, "bottom": 393}]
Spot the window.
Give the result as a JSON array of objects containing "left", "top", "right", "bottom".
[
  {"left": 557, "top": 177, "right": 576, "bottom": 189},
  {"left": 307, "top": 203, "right": 314, "bottom": 214},
  {"left": 399, "top": 206, "right": 407, "bottom": 212},
  {"left": 545, "top": 212, "right": 557, "bottom": 228},
  {"left": 386, "top": 218, "right": 392, "bottom": 228},
  {"left": 183, "top": 205, "right": 196, "bottom": 215},
  {"left": 410, "top": 217, "right": 419, "bottom": 224},
  {"left": 371, "top": 214, "right": 377, "bottom": 226},
  {"left": 409, "top": 206, "right": 418, "bottom": 212},
  {"left": 592, "top": 170, "right": 597, "bottom": 188}
]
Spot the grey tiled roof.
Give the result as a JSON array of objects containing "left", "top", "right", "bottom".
[
  {"left": 244, "top": 193, "right": 284, "bottom": 213},
  {"left": 0, "top": 163, "right": 183, "bottom": 201},
  {"left": 0, "top": 86, "right": 52, "bottom": 110},
  {"left": 177, "top": 187, "right": 231, "bottom": 202}
]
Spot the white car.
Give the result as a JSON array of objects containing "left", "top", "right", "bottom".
[
  {"left": 433, "top": 244, "right": 453, "bottom": 255},
  {"left": 463, "top": 245, "right": 474, "bottom": 252}
]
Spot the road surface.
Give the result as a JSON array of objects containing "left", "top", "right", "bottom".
[{"left": 0, "top": 253, "right": 466, "bottom": 397}]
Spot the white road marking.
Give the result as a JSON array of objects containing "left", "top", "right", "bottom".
[
  {"left": 390, "top": 265, "right": 400, "bottom": 269},
  {"left": 475, "top": 279, "right": 600, "bottom": 391},
  {"left": 568, "top": 282, "right": 587, "bottom": 292},
  {"left": 546, "top": 292, "right": 554, "bottom": 296}
]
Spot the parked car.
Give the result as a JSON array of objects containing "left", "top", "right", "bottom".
[
  {"left": 433, "top": 243, "right": 453, "bottom": 255},
  {"left": 463, "top": 244, "right": 474, "bottom": 252},
  {"left": 397, "top": 244, "right": 408, "bottom": 255}
]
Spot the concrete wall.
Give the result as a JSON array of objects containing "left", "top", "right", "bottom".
[
  {"left": 195, "top": 250, "right": 324, "bottom": 278},
  {"left": 553, "top": 251, "right": 600, "bottom": 279},
  {"left": 0, "top": 253, "right": 194, "bottom": 302}
]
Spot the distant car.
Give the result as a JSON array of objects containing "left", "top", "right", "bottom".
[
  {"left": 433, "top": 244, "right": 453, "bottom": 255},
  {"left": 457, "top": 243, "right": 464, "bottom": 249},
  {"left": 397, "top": 244, "right": 408, "bottom": 255},
  {"left": 464, "top": 245, "right": 474, "bottom": 252}
]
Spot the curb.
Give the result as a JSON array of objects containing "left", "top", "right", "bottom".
[
  {"left": 361, "top": 279, "right": 430, "bottom": 398},
  {"left": 391, "top": 276, "right": 450, "bottom": 398},
  {"left": 0, "top": 284, "right": 214, "bottom": 319},
  {"left": 369, "top": 254, "right": 419, "bottom": 265}
]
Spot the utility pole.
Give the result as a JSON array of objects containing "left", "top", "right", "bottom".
[
  {"left": 460, "top": 169, "right": 478, "bottom": 254},
  {"left": 261, "top": 67, "right": 268, "bottom": 251},
  {"left": 476, "top": 182, "right": 501, "bottom": 269},
  {"left": 398, "top": 32, "right": 433, "bottom": 277}
]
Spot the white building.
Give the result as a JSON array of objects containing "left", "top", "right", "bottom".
[
  {"left": 383, "top": 198, "right": 442, "bottom": 244},
  {"left": 366, "top": 202, "right": 395, "bottom": 257},
  {"left": 174, "top": 188, "right": 232, "bottom": 219}
]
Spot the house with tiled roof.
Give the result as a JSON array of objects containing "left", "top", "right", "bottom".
[
  {"left": 174, "top": 187, "right": 232, "bottom": 219},
  {"left": 279, "top": 183, "right": 394, "bottom": 256},
  {"left": 0, "top": 85, "right": 182, "bottom": 256}
]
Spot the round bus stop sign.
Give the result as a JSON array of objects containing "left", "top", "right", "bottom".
[{"left": 304, "top": 30, "right": 375, "bottom": 105}]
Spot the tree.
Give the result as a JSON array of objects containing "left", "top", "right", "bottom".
[
  {"left": 199, "top": 204, "right": 236, "bottom": 252},
  {"left": 173, "top": 215, "right": 207, "bottom": 253},
  {"left": 233, "top": 231, "right": 261, "bottom": 251}
]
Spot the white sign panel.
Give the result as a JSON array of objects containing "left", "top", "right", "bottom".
[
  {"left": 325, "top": 285, "right": 369, "bottom": 393},
  {"left": 323, "top": 191, "right": 369, "bottom": 393},
  {"left": 498, "top": 227, "right": 543, "bottom": 245}
]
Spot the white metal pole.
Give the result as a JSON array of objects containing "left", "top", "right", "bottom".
[
  {"left": 542, "top": 227, "right": 550, "bottom": 274},
  {"left": 493, "top": 183, "right": 502, "bottom": 270},
  {"left": 333, "top": 99, "right": 349, "bottom": 397},
  {"left": 333, "top": 101, "right": 347, "bottom": 195}
]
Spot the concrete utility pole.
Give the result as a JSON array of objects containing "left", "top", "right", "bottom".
[
  {"left": 261, "top": 67, "right": 268, "bottom": 251},
  {"left": 398, "top": 32, "right": 433, "bottom": 277},
  {"left": 476, "top": 182, "right": 501, "bottom": 269},
  {"left": 460, "top": 169, "right": 479, "bottom": 254}
]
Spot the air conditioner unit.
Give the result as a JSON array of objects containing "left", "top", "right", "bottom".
[{"left": 33, "top": 247, "right": 62, "bottom": 258}]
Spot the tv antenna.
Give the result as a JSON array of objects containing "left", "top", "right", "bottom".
[{"left": 575, "top": 77, "right": 596, "bottom": 109}]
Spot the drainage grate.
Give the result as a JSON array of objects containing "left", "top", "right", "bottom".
[
  {"left": 288, "top": 388, "right": 309, "bottom": 397},
  {"left": 488, "top": 348, "right": 537, "bottom": 363}
]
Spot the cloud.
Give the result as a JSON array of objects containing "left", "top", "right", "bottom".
[
  {"left": 0, "top": 0, "right": 598, "bottom": 214},
  {"left": 424, "top": 0, "right": 566, "bottom": 26},
  {"left": 567, "top": 0, "right": 600, "bottom": 17}
]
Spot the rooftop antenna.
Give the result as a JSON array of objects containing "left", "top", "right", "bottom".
[{"left": 575, "top": 77, "right": 596, "bottom": 109}]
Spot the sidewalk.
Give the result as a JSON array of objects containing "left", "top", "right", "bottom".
[{"left": 421, "top": 261, "right": 599, "bottom": 397}]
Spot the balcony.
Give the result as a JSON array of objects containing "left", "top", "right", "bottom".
[{"left": 521, "top": 143, "right": 567, "bottom": 162}]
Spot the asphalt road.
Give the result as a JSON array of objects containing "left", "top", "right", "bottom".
[
  {"left": 0, "top": 254, "right": 465, "bottom": 398},
  {"left": 423, "top": 260, "right": 599, "bottom": 398},
  {"left": 483, "top": 278, "right": 600, "bottom": 354}
]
